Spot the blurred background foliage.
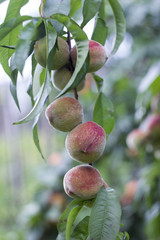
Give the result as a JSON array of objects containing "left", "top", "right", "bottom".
[{"left": 0, "top": 0, "right": 160, "bottom": 239}]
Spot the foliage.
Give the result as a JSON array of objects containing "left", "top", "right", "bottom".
[{"left": 0, "top": 0, "right": 127, "bottom": 239}]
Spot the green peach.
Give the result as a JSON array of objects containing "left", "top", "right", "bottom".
[
  {"left": 53, "top": 66, "right": 85, "bottom": 91},
  {"left": 34, "top": 37, "right": 69, "bottom": 70},
  {"left": 45, "top": 97, "right": 83, "bottom": 132}
]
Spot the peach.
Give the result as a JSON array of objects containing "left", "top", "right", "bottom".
[
  {"left": 126, "top": 128, "right": 147, "bottom": 151},
  {"left": 71, "top": 40, "right": 108, "bottom": 72},
  {"left": 121, "top": 180, "right": 138, "bottom": 206},
  {"left": 63, "top": 165, "right": 108, "bottom": 200},
  {"left": 146, "top": 114, "right": 160, "bottom": 138},
  {"left": 53, "top": 66, "right": 85, "bottom": 91},
  {"left": 45, "top": 97, "right": 83, "bottom": 132},
  {"left": 65, "top": 121, "right": 106, "bottom": 163},
  {"left": 34, "top": 37, "right": 69, "bottom": 70}
]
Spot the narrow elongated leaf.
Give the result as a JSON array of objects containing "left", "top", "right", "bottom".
[
  {"left": 46, "top": 21, "right": 57, "bottom": 70},
  {"left": 9, "top": 54, "right": 20, "bottom": 110},
  {"left": 89, "top": 187, "right": 121, "bottom": 240},
  {"left": 66, "top": 206, "right": 83, "bottom": 240},
  {"left": 14, "top": 19, "right": 42, "bottom": 72},
  {"left": 70, "top": 216, "right": 89, "bottom": 240},
  {"left": 147, "top": 75, "right": 160, "bottom": 95},
  {"left": 57, "top": 199, "right": 84, "bottom": 240},
  {"left": 13, "top": 20, "right": 57, "bottom": 124},
  {"left": 13, "top": 70, "right": 52, "bottom": 124},
  {"left": 93, "top": 73, "right": 104, "bottom": 92},
  {"left": 0, "top": 15, "right": 32, "bottom": 77},
  {"left": 32, "top": 114, "right": 45, "bottom": 160},
  {"left": 0, "top": 16, "right": 32, "bottom": 40},
  {"left": 0, "top": 0, "right": 31, "bottom": 77},
  {"left": 92, "top": 18, "right": 108, "bottom": 45},
  {"left": 108, "top": 0, "right": 126, "bottom": 55},
  {"left": 81, "top": 0, "right": 101, "bottom": 28},
  {"left": 92, "top": 0, "right": 108, "bottom": 45},
  {"left": 93, "top": 92, "right": 115, "bottom": 136},
  {"left": 50, "top": 14, "right": 89, "bottom": 97},
  {"left": 4, "top": 0, "right": 29, "bottom": 21},
  {"left": 26, "top": 54, "right": 37, "bottom": 106},
  {"left": 44, "top": 0, "right": 70, "bottom": 17},
  {"left": 69, "top": 0, "right": 82, "bottom": 17}
]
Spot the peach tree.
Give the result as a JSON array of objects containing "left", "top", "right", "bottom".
[{"left": 0, "top": 0, "right": 128, "bottom": 239}]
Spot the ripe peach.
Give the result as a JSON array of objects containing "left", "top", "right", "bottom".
[
  {"left": 71, "top": 40, "right": 108, "bottom": 72},
  {"left": 45, "top": 97, "right": 83, "bottom": 132},
  {"left": 34, "top": 37, "right": 69, "bottom": 70},
  {"left": 63, "top": 165, "right": 108, "bottom": 200},
  {"left": 126, "top": 128, "right": 147, "bottom": 151},
  {"left": 146, "top": 114, "right": 160, "bottom": 138},
  {"left": 53, "top": 66, "right": 85, "bottom": 91},
  {"left": 121, "top": 180, "right": 138, "bottom": 206},
  {"left": 65, "top": 121, "right": 106, "bottom": 163}
]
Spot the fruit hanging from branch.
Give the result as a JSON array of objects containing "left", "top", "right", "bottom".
[{"left": 34, "top": 36, "right": 69, "bottom": 70}]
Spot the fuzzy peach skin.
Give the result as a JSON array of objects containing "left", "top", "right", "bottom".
[
  {"left": 65, "top": 121, "right": 106, "bottom": 163},
  {"left": 71, "top": 40, "right": 108, "bottom": 72},
  {"left": 63, "top": 165, "right": 108, "bottom": 200},
  {"left": 34, "top": 37, "right": 69, "bottom": 70},
  {"left": 45, "top": 97, "right": 83, "bottom": 132}
]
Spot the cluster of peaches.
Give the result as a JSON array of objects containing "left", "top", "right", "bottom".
[
  {"left": 34, "top": 36, "right": 108, "bottom": 200},
  {"left": 34, "top": 36, "right": 108, "bottom": 91}
]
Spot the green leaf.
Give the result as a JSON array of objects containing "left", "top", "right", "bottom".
[
  {"left": 92, "top": 18, "right": 108, "bottom": 45},
  {"left": 0, "top": 0, "right": 7, "bottom": 3},
  {"left": 89, "top": 187, "right": 122, "bottom": 240},
  {"left": 50, "top": 14, "right": 89, "bottom": 97},
  {"left": 146, "top": 75, "right": 160, "bottom": 96},
  {"left": 4, "top": 0, "right": 29, "bottom": 21},
  {"left": 44, "top": 0, "right": 70, "bottom": 17},
  {"left": 81, "top": 0, "right": 101, "bottom": 28},
  {"left": 92, "top": 0, "right": 109, "bottom": 45},
  {"left": 13, "top": 69, "right": 52, "bottom": 124},
  {"left": 32, "top": 115, "right": 45, "bottom": 160},
  {"left": 46, "top": 20, "right": 57, "bottom": 71},
  {"left": 69, "top": 0, "right": 83, "bottom": 17},
  {"left": 0, "top": 0, "right": 31, "bottom": 76},
  {"left": 0, "top": 16, "right": 32, "bottom": 77},
  {"left": 70, "top": 216, "right": 89, "bottom": 240},
  {"left": 9, "top": 53, "right": 20, "bottom": 110},
  {"left": 27, "top": 55, "right": 37, "bottom": 107},
  {"left": 107, "top": 0, "right": 126, "bottom": 55},
  {"left": 57, "top": 199, "right": 84, "bottom": 240},
  {"left": 14, "top": 19, "right": 42, "bottom": 72},
  {"left": 0, "top": 16, "right": 32, "bottom": 41},
  {"left": 93, "top": 73, "right": 104, "bottom": 92},
  {"left": 66, "top": 206, "right": 83, "bottom": 240},
  {"left": 93, "top": 92, "right": 115, "bottom": 137},
  {"left": 13, "top": 20, "right": 57, "bottom": 124},
  {"left": 116, "top": 231, "right": 130, "bottom": 240}
]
